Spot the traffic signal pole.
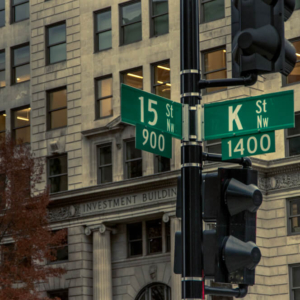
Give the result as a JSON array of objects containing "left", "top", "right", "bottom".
[{"left": 180, "top": 0, "right": 204, "bottom": 299}]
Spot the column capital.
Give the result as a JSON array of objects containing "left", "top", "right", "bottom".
[{"left": 84, "top": 224, "right": 117, "bottom": 236}]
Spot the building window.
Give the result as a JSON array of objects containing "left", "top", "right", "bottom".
[
  {"left": 286, "top": 113, "right": 300, "bottom": 157},
  {"left": 47, "top": 23, "right": 66, "bottom": 65},
  {"left": 154, "top": 155, "right": 170, "bottom": 173},
  {"left": 0, "top": 0, "right": 4, "bottom": 27},
  {"left": 203, "top": 48, "right": 227, "bottom": 93},
  {"left": 48, "top": 289, "right": 68, "bottom": 300},
  {"left": 12, "top": 0, "right": 29, "bottom": 23},
  {"left": 95, "top": 76, "right": 113, "bottom": 119},
  {"left": 152, "top": 61, "right": 171, "bottom": 99},
  {"left": 285, "top": 40, "right": 300, "bottom": 85},
  {"left": 120, "top": 1, "right": 142, "bottom": 45},
  {"left": 49, "top": 230, "right": 68, "bottom": 263},
  {"left": 47, "top": 88, "right": 67, "bottom": 130},
  {"left": 205, "top": 139, "right": 222, "bottom": 154},
  {"left": 136, "top": 283, "right": 171, "bottom": 300},
  {"left": 150, "top": 0, "right": 168, "bottom": 37},
  {"left": 125, "top": 140, "right": 142, "bottom": 179},
  {"left": 128, "top": 222, "right": 143, "bottom": 257},
  {"left": 0, "top": 50, "right": 5, "bottom": 87},
  {"left": 287, "top": 198, "right": 300, "bottom": 235},
  {"left": 0, "top": 115, "right": 5, "bottom": 142},
  {"left": 201, "top": 0, "right": 225, "bottom": 23},
  {"left": 48, "top": 155, "right": 68, "bottom": 193},
  {"left": 12, "top": 44, "right": 30, "bottom": 84},
  {"left": 127, "top": 219, "right": 170, "bottom": 258},
  {"left": 95, "top": 8, "right": 112, "bottom": 52},
  {"left": 296, "top": 0, "right": 300, "bottom": 10},
  {"left": 121, "top": 67, "right": 143, "bottom": 89},
  {"left": 290, "top": 264, "right": 300, "bottom": 300},
  {"left": 1, "top": 243, "right": 31, "bottom": 267},
  {"left": 12, "top": 107, "right": 30, "bottom": 144},
  {"left": 97, "top": 144, "right": 112, "bottom": 184}
]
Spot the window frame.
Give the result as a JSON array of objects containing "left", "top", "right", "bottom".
[
  {"left": 200, "top": 0, "right": 225, "bottom": 24},
  {"left": 11, "top": 0, "right": 29, "bottom": 24},
  {"left": 289, "top": 264, "right": 300, "bottom": 300},
  {"left": 202, "top": 46, "right": 227, "bottom": 94},
  {"left": 120, "top": 66, "right": 143, "bottom": 90},
  {"left": 119, "top": 0, "right": 142, "bottom": 46},
  {"left": 48, "top": 230, "right": 68, "bottom": 264},
  {"left": 11, "top": 105, "right": 30, "bottom": 144},
  {"left": 95, "top": 75, "right": 113, "bottom": 120},
  {"left": 46, "top": 22, "right": 67, "bottom": 65},
  {"left": 94, "top": 7, "right": 112, "bottom": 53},
  {"left": 0, "top": 49, "right": 5, "bottom": 88},
  {"left": 285, "top": 112, "right": 300, "bottom": 157},
  {"left": 136, "top": 283, "right": 171, "bottom": 300},
  {"left": 97, "top": 143, "right": 113, "bottom": 184},
  {"left": 47, "top": 289, "right": 69, "bottom": 300},
  {"left": 154, "top": 154, "right": 171, "bottom": 173},
  {"left": 286, "top": 198, "right": 300, "bottom": 236},
  {"left": 47, "top": 87, "right": 68, "bottom": 131},
  {"left": 124, "top": 138, "right": 143, "bottom": 180},
  {"left": 151, "top": 60, "right": 171, "bottom": 95},
  {"left": 127, "top": 222, "right": 143, "bottom": 257},
  {"left": 149, "top": 0, "right": 169, "bottom": 37},
  {"left": 0, "top": 0, "right": 4, "bottom": 27},
  {"left": 47, "top": 154, "right": 68, "bottom": 194},
  {"left": 282, "top": 38, "right": 300, "bottom": 87},
  {"left": 11, "top": 43, "right": 30, "bottom": 85}
]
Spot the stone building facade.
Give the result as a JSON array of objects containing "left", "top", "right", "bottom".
[{"left": 1, "top": 0, "right": 300, "bottom": 299}]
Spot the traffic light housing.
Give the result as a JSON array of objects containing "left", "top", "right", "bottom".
[
  {"left": 203, "top": 168, "right": 262, "bottom": 285},
  {"left": 232, "top": 0, "right": 297, "bottom": 77}
]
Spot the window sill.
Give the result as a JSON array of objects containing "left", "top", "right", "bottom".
[
  {"left": 94, "top": 47, "right": 112, "bottom": 54},
  {"left": 200, "top": 16, "right": 225, "bottom": 25},
  {"left": 47, "top": 126, "right": 67, "bottom": 132},
  {"left": 95, "top": 114, "right": 113, "bottom": 121},
  {"left": 150, "top": 32, "right": 169, "bottom": 39},
  {"left": 120, "top": 39, "right": 142, "bottom": 47},
  {"left": 45, "top": 60, "right": 67, "bottom": 74},
  {"left": 11, "top": 79, "right": 30, "bottom": 86},
  {"left": 11, "top": 18, "right": 30, "bottom": 25},
  {"left": 47, "top": 259, "right": 68, "bottom": 265},
  {"left": 113, "top": 252, "right": 170, "bottom": 264},
  {"left": 282, "top": 81, "right": 300, "bottom": 88}
]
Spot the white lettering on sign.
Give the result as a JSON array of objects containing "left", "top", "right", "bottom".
[
  {"left": 148, "top": 100, "right": 158, "bottom": 126},
  {"left": 166, "top": 104, "right": 175, "bottom": 133},
  {"left": 256, "top": 99, "right": 269, "bottom": 129},
  {"left": 166, "top": 104, "right": 174, "bottom": 118},
  {"left": 228, "top": 105, "right": 243, "bottom": 131}
]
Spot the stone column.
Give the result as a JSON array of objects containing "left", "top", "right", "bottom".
[
  {"left": 86, "top": 227, "right": 113, "bottom": 300},
  {"left": 171, "top": 216, "right": 181, "bottom": 300}
]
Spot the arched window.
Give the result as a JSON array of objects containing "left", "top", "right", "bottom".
[{"left": 136, "top": 283, "right": 171, "bottom": 300}]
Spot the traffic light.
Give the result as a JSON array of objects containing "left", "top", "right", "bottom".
[
  {"left": 232, "top": 0, "right": 297, "bottom": 78},
  {"left": 203, "top": 168, "right": 262, "bottom": 285}
]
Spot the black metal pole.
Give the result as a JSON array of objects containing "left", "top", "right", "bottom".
[{"left": 180, "top": 0, "right": 203, "bottom": 299}]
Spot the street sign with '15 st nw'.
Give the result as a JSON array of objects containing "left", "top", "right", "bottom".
[{"left": 204, "top": 90, "right": 294, "bottom": 140}]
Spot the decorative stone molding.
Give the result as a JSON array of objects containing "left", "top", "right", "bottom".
[
  {"left": 48, "top": 205, "right": 80, "bottom": 222},
  {"left": 163, "top": 213, "right": 170, "bottom": 223}
]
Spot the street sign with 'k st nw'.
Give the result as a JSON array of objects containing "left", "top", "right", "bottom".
[
  {"left": 204, "top": 90, "right": 294, "bottom": 141},
  {"left": 121, "top": 84, "right": 183, "bottom": 140}
]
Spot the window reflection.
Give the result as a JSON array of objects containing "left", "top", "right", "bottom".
[
  {"left": 12, "top": 44, "right": 30, "bottom": 84},
  {"left": 122, "top": 68, "right": 143, "bottom": 89},
  {"left": 13, "top": 107, "right": 30, "bottom": 144}
]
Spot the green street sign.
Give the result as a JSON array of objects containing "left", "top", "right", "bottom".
[
  {"left": 121, "top": 84, "right": 182, "bottom": 139},
  {"left": 135, "top": 124, "right": 172, "bottom": 158},
  {"left": 204, "top": 90, "right": 294, "bottom": 140},
  {"left": 222, "top": 131, "right": 275, "bottom": 160}
]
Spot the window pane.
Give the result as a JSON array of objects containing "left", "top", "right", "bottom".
[
  {"left": 14, "top": 45, "right": 29, "bottom": 66},
  {"left": 0, "top": 51, "right": 5, "bottom": 70},
  {"left": 153, "top": 0, "right": 168, "bottom": 15},
  {"left": 290, "top": 199, "right": 300, "bottom": 216},
  {"left": 155, "top": 156, "right": 170, "bottom": 173},
  {"left": 154, "top": 14, "right": 169, "bottom": 36},
  {"left": 123, "top": 69, "right": 143, "bottom": 89},
  {"left": 155, "top": 84, "right": 171, "bottom": 99},
  {"left": 127, "top": 160, "right": 142, "bottom": 178},
  {"left": 50, "top": 109, "right": 67, "bottom": 129},
  {"left": 296, "top": 0, "right": 300, "bottom": 10},
  {"left": 14, "top": 108, "right": 30, "bottom": 128},
  {"left": 126, "top": 141, "right": 141, "bottom": 160},
  {"left": 207, "top": 143, "right": 222, "bottom": 154},
  {"left": 128, "top": 222, "right": 142, "bottom": 240},
  {"left": 289, "top": 136, "right": 300, "bottom": 156},
  {"left": 99, "top": 98, "right": 112, "bottom": 117},
  {"left": 48, "top": 290, "right": 68, "bottom": 300},
  {"left": 0, "top": 71, "right": 5, "bottom": 88},
  {"left": 130, "top": 241, "right": 143, "bottom": 256},
  {"left": 288, "top": 114, "right": 300, "bottom": 136},
  {"left": 14, "top": 2, "right": 29, "bottom": 22},
  {"left": 147, "top": 219, "right": 162, "bottom": 238},
  {"left": 100, "top": 166, "right": 112, "bottom": 183},
  {"left": 48, "top": 24, "right": 66, "bottom": 46},
  {"left": 56, "top": 246, "right": 68, "bottom": 261},
  {"left": 155, "top": 63, "right": 170, "bottom": 83},
  {"left": 98, "top": 31, "right": 112, "bottom": 51},
  {"left": 97, "top": 78, "right": 112, "bottom": 98},
  {"left": 49, "top": 89, "right": 67, "bottom": 110},
  {"left": 50, "top": 43, "right": 66, "bottom": 64},
  {"left": 293, "top": 267, "right": 300, "bottom": 287},
  {"left": 205, "top": 49, "right": 226, "bottom": 72},
  {"left": 0, "top": 0, "right": 4, "bottom": 10},
  {"left": 291, "top": 217, "right": 300, "bottom": 233},
  {"left": 100, "top": 146, "right": 112, "bottom": 166},
  {"left": 206, "top": 70, "right": 227, "bottom": 93},
  {"left": 13, "top": 0, "right": 27, "bottom": 5},
  {"left": 203, "top": 0, "right": 225, "bottom": 23},
  {"left": 50, "top": 175, "right": 68, "bottom": 193},
  {"left": 151, "top": 285, "right": 165, "bottom": 298},
  {"left": 97, "top": 10, "right": 111, "bottom": 31},
  {"left": 15, "top": 126, "right": 30, "bottom": 144},
  {"left": 0, "top": 113, "right": 5, "bottom": 132},
  {"left": 122, "top": 2, "right": 141, "bottom": 25},
  {"left": 294, "top": 40, "right": 300, "bottom": 53},
  {"left": 15, "top": 64, "right": 30, "bottom": 83},
  {"left": 0, "top": 11, "right": 4, "bottom": 27},
  {"left": 149, "top": 237, "right": 162, "bottom": 253},
  {"left": 49, "top": 156, "right": 67, "bottom": 176},
  {"left": 294, "top": 289, "right": 300, "bottom": 300},
  {"left": 124, "top": 22, "right": 142, "bottom": 44},
  {"left": 287, "top": 62, "right": 300, "bottom": 84}
]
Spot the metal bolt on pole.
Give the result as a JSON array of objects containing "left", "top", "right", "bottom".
[{"left": 180, "top": 0, "right": 204, "bottom": 299}]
